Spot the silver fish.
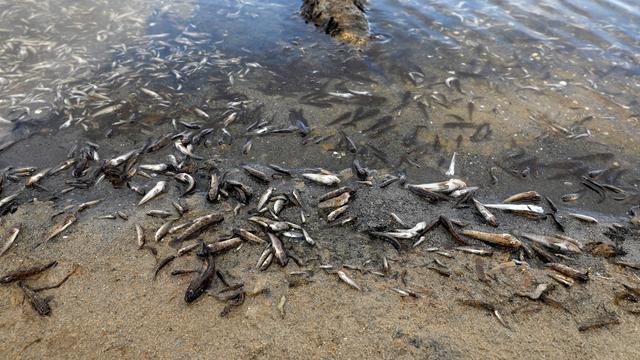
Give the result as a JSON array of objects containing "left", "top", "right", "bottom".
[
  {"left": 257, "top": 187, "right": 275, "bottom": 211},
  {"left": 337, "top": 270, "right": 361, "bottom": 291},
  {"left": 135, "top": 224, "right": 145, "bottom": 249},
  {"left": 0, "top": 224, "right": 21, "bottom": 256},
  {"left": 174, "top": 173, "right": 195, "bottom": 196},
  {"left": 267, "top": 233, "right": 288, "bottom": 266},
  {"left": 302, "top": 173, "right": 340, "bottom": 186},
  {"left": 138, "top": 181, "right": 166, "bottom": 206},
  {"left": 407, "top": 179, "right": 466, "bottom": 193}
]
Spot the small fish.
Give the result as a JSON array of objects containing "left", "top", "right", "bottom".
[
  {"left": 445, "top": 153, "right": 456, "bottom": 176},
  {"left": 242, "top": 165, "right": 270, "bottom": 183},
  {"left": 455, "top": 247, "right": 493, "bottom": 256},
  {"left": 43, "top": 213, "right": 77, "bottom": 244},
  {"left": 567, "top": 212, "right": 598, "bottom": 224},
  {"left": 327, "top": 205, "right": 349, "bottom": 221},
  {"left": 302, "top": 228, "right": 315, "bottom": 246},
  {"left": 462, "top": 230, "right": 522, "bottom": 248},
  {"left": 138, "top": 181, "right": 166, "bottom": 206},
  {"left": 519, "top": 232, "right": 582, "bottom": 254},
  {"left": 155, "top": 219, "right": 176, "bottom": 242},
  {"left": 318, "top": 187, "right": 352, "bottom": 202},
  {"left": 170, "top": 212, "right": 224, "bottom": 245},
  {"left": 0, "top": 223, "right": 21, "bottom": 256},
  {"left": 141, "top": 87, "right": 162, "bottom": 99},
  {"left": 153, "top": 255, "right": 176, "bottom": 280},
  {"left": 504, "top": 191, "right": 541, "bottom": 203},
  {"left": 25, "top": 168, "right": 50, "bottom": 187},
  {"left": 207, "top": 237, "right": 243, "bottom": 254},
  {"left": 472, "top": 199, "right": 498, "bottom": 227},
  {"left": 302, "top": 173, "right": 340, "bottom": 186},
  {"left": 207, "top": 170, "right": 220, "bottom": 202},
  {"left": 0, "top": 261, "right": 57, "bottom": 283},
  {"left": 337, "top": 270, "right": 361, "bottom": 291},
  {"left": 234, "top": 228, "right": 266, "bottom": 244},
  {"left": 561, "top": 193, "right": 581, "bottom": 202},
  {"left": 546, "top": 263, "right": 589, "bottom": 282},
  {"left": 318, "top": 192, "right": 350, "bottom": 209},
  {"left": 407, "top": 179, "right": 466, "bottom": 193},
  {"left": 18, "top": 282, "right": 50, "bottom": 316},
  {"left": 174, "top": 173, "right": 195, "bottom": 197},
  {"left": 135, "top": 224, "right": 145, "bottom": 248},
  {"left": 484, "top": 204, "right": 544, "bottom": 214},
  {"left": 77, "top": 198, "right": 102, "bottom": 212},
  {"left": 257, "top": 187, "right": 275, "bottom": 211},
  {"left": 268, "top": 233, "right": 288, "bottom": 266}
]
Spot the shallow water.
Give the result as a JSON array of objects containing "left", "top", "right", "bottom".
[{"left": 1, "top": 0, "right": 640, "bottom": 357}]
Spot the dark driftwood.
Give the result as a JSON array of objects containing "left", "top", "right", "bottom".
[{"left": 300, "top": 0, "right": 369, "bottom": 46}]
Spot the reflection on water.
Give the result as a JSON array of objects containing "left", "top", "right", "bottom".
[{"left": 0, "top": 0, "right": 638, "bottom": 217}]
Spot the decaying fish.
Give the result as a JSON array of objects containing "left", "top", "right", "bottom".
[
  {"left": 135, "top": 224, "right": 145, "bottom": 248},
  {"left": 43, "top": 213, "right": 77, "bottom": 244},
  {"left": 504, "top": 191, "right": 541, "bottom": 203},
  {"left": 257, "top": 187, "right": 275, "bottom": 211},
  {"left": 1, "top": 261, "right": 57, "bottom": 284},
  {"left": 170, "top": 212, "right": 224, "bottom": 246},
  {"left": 25, "top": 168, "right": 51, "bottom": 187},
  {"left": 174, "top": 173, "right": 195, "bottom": 197},
  {"left": 407, "top": 179, "right": 466, "bottom": 193},
  {"left": 462, "top": 230, "right": 522, "bottom": 248},
  {"left": 185, "top": 254, "right": 216, "bottom": 303},
  {"left": 302, "top": 173, "right": 340, "bottom": 186},
  {"left": 519, "top": 232, "right": 582, "bottom": 254},
  {"left": 484, "top": 204, "right": 544, "bottom": 214},
  {"left": 567, "top": 212, "right": 598, "bottom": 224},
  {"left": 318, "top": 192, "right": 350, "bottom": 209},
  {"left": 0, "top": 223, "right": 21, "bottom": 256},
  {"left": 19, "top": 281, "right": 51, "bottom": 316},
  {"left": 472, "top": 199, "right": 498, "bottom": 227},
  {"left": 546, "top": 263, "right": 589, "bottom": 282},
  {"left": 268, "top": 232, "right": 288, "bottom": 266},
  {"left": 138, "top": 181, "right": 167, "bottom": 206},
  {"left": 337, "top": 270, "right": 362, "bottom": 291}
]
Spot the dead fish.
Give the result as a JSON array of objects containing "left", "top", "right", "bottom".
[
  {"left": 0, "top": 223, "right": 21, "bottom": 256},
  {"left": 504, "top": 191, "right": 541, "bottom": 203},
  {"left": 138, "top": 181, "right": 166, "bottom": 205},
  {"left": 302, "top": 173, "right": 340, "bottom": 186},
  {"left": 267, "top": 233, "right": 288, "bottom": 266},
  {"left": 234, "top": 228, "right": 266, "bottom": 244},
  {"left": 43, "top": 213, "right": 77, "bottom": 244},
  {"left": 241, "top": 165, "right": 270, "bottom": 183},
  {"left": 327, "top": 205, "right": 349, "bottom": 221},
  {"left": 242, "top": 138, "right": 252, "bottom": 154},
  {"left": 128, "top": 182, "right": 146, "bottom": 196},
  {"left": 171, "top": 212, "right": 224, "bottom": 245},
  {"left": 139, "top": 163, "right": 169, "bottom": 172},
  {"left": 376, "top": 221, "right": 428, "bottom": 240},
  {"left": 77, "top": 198, "right": 102, "bottom": 212},
  {"left": 567, "top": 212, "right": 598, "bottom": 224},
  {"left": 318, "top": 187, "right": 352, "bottom": 202},
  {"left": 175, "top": 141, "right": 202, "bottom": 160},
  {"left": 561, "top": 193, "right": 581, "bottom": 202},
  {"left": 174, "top": 173, "right": 195, "bottom": 197},
  {"left": 141, "top": 87, "right": 163, "bottom": 99},
  {"left": 207, "top": 170, "right": 220, "bottom": 202},
  {"left": 472, "top": 199, "right": 498, "bottom": 227},
  {"left": 445, "top": 153, "right": 457, "bottom": 176},
  {"left": 207, "top": 237, "right": 243, "bottom": 254},
  {"left": 407, "top": 179, "right": 466, "bottom": 193},
  {"left": 455, "top": 247, "right": 493, "bottom": 256},
  {"left": 249, "top": 216, "right": 289, "bottom": 232},
  {"left": 153, "top": 255, "right": 176, "bottom": 280},
  {"left": 135, "top": 224, "right": 145, "bottom": 248},
  {"left": 302, "top": 228, "right": 315, "bottom": 246},
  {"left": 155, "top": 219, "right": 176, "bottom": 242},
  {"left": 546, "top": 263, "right": 589, "bottom": 282},
  {"left": 484, "top": 204, "right": 544, "bottom": 214},
  {"left": 352, "top": 159, "right": 368, "bottom": 180},
  {"left": 318, "top": 192, "right": 350, "bottom": 209},
  {"left": 0, "top": 261, "right": 57, "bottom": 283},
  {"left": 146, "top": 210, "right": 173, "bottom": 218},
  {"left": 18, "top": 282, "right": 50, "bottom": 316},
  {"left": 257, "top": 187, "right": 275, "bottom": 211},
  {"left": 337, "top": 270, "right": 361, "bottom": 291},
  {"left": 519, "top": 232, "right": 582, "bottom": 254},
  {"left": 548, "top": 273, "right": 574, "bottom": 287},
  {"left": 462, "top": 230, "right": 522, "bottom": 248},
  {"left": 25, "top": 168, "right": 50, "bottom": 187},
  {"left": 0, "top": 192, "right": 20, "bottom": 210}
]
